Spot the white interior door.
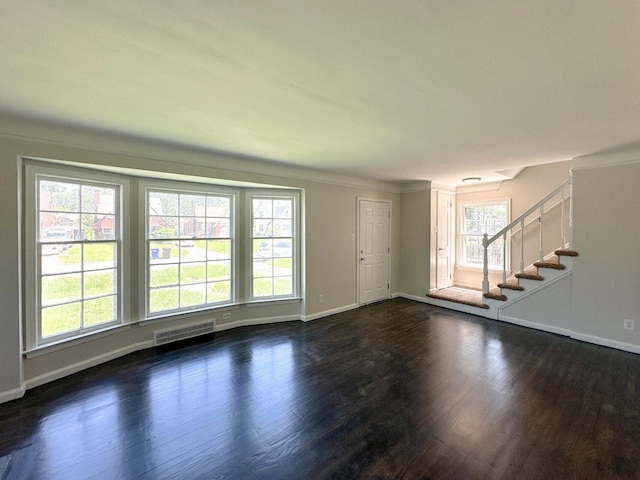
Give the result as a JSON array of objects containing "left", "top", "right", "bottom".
[
  {"left": 436, "top": 192, "right": 453, "bottom": 289},
  {"left": 359, "top": 200, "right": 390, "bottom": 305}
]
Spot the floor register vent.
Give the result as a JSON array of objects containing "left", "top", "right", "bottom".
[{"left": 154, "top": 320, "right": 215, "bottom": 347}]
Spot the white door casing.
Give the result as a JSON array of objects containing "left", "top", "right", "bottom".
[
  {"left": 358, "top": 199, "right": 390, "bottom": 305},
  {"left": 436, "top": 191, "right": 453, "bottom": 289}
]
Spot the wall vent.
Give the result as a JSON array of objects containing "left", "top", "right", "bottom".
[{"left": 153, "top": 320, "right": 215, "bottom": 347}]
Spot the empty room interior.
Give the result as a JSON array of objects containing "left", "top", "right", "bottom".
[{"left": 1, "top": 1, "right": 639, "bottom": 479}]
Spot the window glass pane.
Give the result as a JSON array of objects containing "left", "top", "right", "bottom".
[
  {"left": 274, "top": 277, "right": 293, "bottom": 296},
  {"left": 40, "top": 180, "right": 79, "bottom": 212},
  {"left": 208, "top": 281, "right": 231, "bottom": 302},
  {"left": 83, "top": 243, "right": 116, "bottom": 270},
  {"left": 42, "top": 302, "right": 82, "bottom": 337},
  {"left": 253, "top": 278, "right": 273, "bottom": 297},
  {"left": 180, "top": 284, "right": 206, "bottom": 307},
  {"left": 89, "top": 214, "right": 116, "bottom": 240},
  {"left": 207, "top": 261, "right": 230, "bottom": 281},
  {"left": 149, "top": 287, "right": 179, "bottom": 313},
  {"left": 207, "top": 196, "right": 230, "bottom": 217},
  {"left": 84, "top": 270, "right": 116, "bottom": 297},
  {"left": 41, "top": 273, "right": 82, "bottom": 306},
  {"left": 207, "top": 240, "right": 230, "bottom": 260},
  {"left": 253, "top": 219, "right": 272, "bottom": 237},
  {"left": 84, "top": 296, "right": 116, "bottom": 326},
  {"left": 150, "top": 264, "right": 179, "bottom": 288},
  {"left": 180, "top": 194, "right": 205, "bottom": 216},
  {"left": 180, "top": 263, "right": 206, "bottom": 285},
  {"left": 274, "top": 199, "right": 292, "bottom": 218},
  {"left": 149, "top": 216, "right": 178, "bottom": 238},
  {"left": 82, "top": 185, "right": 115, "bottom": 214},
  {"left": 209, "top": 218, "right": 230, "bottom": 238},
  {"left": 149, "top": 191, "right": 179, "bottom": 216},
  {"left": 253, "top": 199, "right": 272, "bottom": 218},
  {"left": 40, "top": 213, "right": 80, "bottom": 241}
]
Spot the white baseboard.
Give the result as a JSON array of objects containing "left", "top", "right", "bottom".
[
  {"left": 498, "top": 315, "right": 572, "bottom": 337},
  {"left": 394, "top": 293, "right": 429, "bottom": 303},
  {"left": 215, "top": 314, "right": 300, "bottom": 332},
  {"left": 24, "top": 340, "right": 154, "bottom": 391},
  {"left": 0, "top": 384, "right": 26, "bottom": 404},
  {"left": 571, "top": 332, "right": 640, "bottom": 355},
  {"left": 302, "top": 303, "right": 358, "bottom": 322}
]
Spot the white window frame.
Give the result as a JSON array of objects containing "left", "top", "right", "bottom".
[
  {"left": 247, "top": 191, "right": 300, "bottom": 301},
  {"left": 24, "top": 162, "right": 130, "bottom": 351},
  {"left": 140, "top": 180, "right": 239, "bottom": 319},
  {"left": 457, "top": 199, "right": 510, "bottom": 270}
]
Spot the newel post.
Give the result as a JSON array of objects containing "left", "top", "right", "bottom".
[{"left": 482, "top": 233, "right": 489, "bottom": 294}]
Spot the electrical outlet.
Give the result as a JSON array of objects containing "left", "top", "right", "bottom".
[
  {"left": 319, "top": 294, "right": 324, "bottom": 303},
  {"left": 222, "top": 312, "right": 232, "bottom": 320},
  {"left": 623, "top": 319, "right": 635, "bottom": 331}
]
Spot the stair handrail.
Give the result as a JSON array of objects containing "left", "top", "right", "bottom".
[{"left": 481, "top": 177, "right": 572, "bottom": 294}]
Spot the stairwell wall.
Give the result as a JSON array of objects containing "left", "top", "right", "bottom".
[{"left": 570, "top": 159, "right": 640, "bottom": 352}]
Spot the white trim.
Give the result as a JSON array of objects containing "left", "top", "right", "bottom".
[
  {"left": 498, "top": 315, "right": 572, "bottom": 337},
  {"left": 570, "top": 332, "right": 640, "bottom": 355},
  {"left": 247, "top": 190, "right": 301, "bottom": 302},
  {"left": 572, "top": 147, "right": 640, "bottom": 171},
  {"left": 0, "top": 385, "right": 26, "bottom": 404},
  {"left": 394, "top": 293, "right": 429, "bottom": 303},
  {"left": 24, "top": 340, "right": 154, "bottom": 391},
  {"left": 23, "top": 161, "right": 131, "bottom": 350},
  {"left": 302, "top": 303, "right": 358, "bottom": 322},
  {"left": 216, "top": 314, "right": 301, "bottom": 331},
  {"left": 139, "top": 179, "right": 239, "bottom": 318},
  {"left": 24, "top": 324, "right": 131, "bottom": 358}
]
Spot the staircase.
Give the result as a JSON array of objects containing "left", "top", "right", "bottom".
[{"left": 427, "top": 178, "right": 578, "bottom": 323}]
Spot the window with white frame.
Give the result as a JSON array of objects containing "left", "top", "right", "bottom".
[
  {"left": 458, "top": 200, "right": 509, "bottom": 269},
  {"left": 25, "top": 164, "right": 128, "bottom": 348},
  {"left": 250, "top": 193, "right": 298, "bottom": 299},
  {"left": 24, "top": 159, "right": 302, "bottom": 351},
  {"left": 145, "top": 186, "right": 235, "bottom": 316}
]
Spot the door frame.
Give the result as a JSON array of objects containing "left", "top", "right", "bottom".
[
  {"left": 356, "top": 197, "right": 392, "bottom": 306},
  {"left": 430, "top": 189, "right": 455, "bottom": 291}
]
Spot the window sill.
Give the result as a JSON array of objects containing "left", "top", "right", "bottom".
[{"left": 24, "top": 323, "right": 132, "bottom": 358}]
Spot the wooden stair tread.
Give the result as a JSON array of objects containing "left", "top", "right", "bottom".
[
  {"left": 497, "top": 282, "right": 524, "bottom": 291},
  {"left": 484, "top": 291, "right": 507, "bottom": 301},
  {"left": 533, "top": 260, "right": 566, "bottom": 270},
  {"left": 515, "top": 272, "right": 544, "bottom": 281},
  {"left": 555, "top": 249, "right": 579, "bottom": 257}
]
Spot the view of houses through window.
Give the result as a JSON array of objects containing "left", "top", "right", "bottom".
[
  {"left": 251, "top": 196, "right": 295, "bottom": 298},
  {"left": 146, "top": 189, "right": 233, "bottom": 314},
  {"left": 37, "top": 177, "right": 120, "bottom": 340}
]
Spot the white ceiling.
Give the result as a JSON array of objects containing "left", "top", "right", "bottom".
[{"left": 1, "top": 1, "right": 640, "bottom": 186}]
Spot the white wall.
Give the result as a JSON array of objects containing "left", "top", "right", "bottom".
[
  {"left": 571, "top": 159, "right": 640, "bottom": 351},
  {"left": 398, "top": 187, "right": 431, "bottom": 299},
  {"left": 0, "top": 120, "right": 406, "bottom": 401}
]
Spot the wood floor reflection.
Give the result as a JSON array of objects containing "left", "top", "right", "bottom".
[{"left": 1, "top": 299, "right": 639, "bottom": 479}]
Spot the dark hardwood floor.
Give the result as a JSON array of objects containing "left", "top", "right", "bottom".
[{"left": 1, "top": 299, "right": 639, "bottom": 479}]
